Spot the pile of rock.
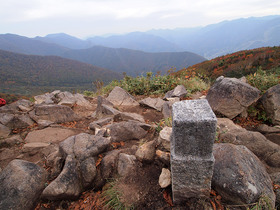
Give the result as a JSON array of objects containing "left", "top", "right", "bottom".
[{"left": 0, "top": 79, "right": 279, "bottom": 209}]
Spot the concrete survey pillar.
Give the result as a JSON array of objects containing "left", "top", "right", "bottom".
[{"left": 171, "top": 99, "right": 217, "bottom": 204}]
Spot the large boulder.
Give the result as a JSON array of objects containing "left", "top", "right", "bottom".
[
  {"left": 217, "top": 118, "right": 280, "bottom": 168},
  {"left": 106, "top": 86, "right": 139, "bottom": 106},
  {"left": 0, "top": 99, "right": 34, "bottom": 114},
  {"left": 139, "top": 97, "right": 165, "bottom": 112},
  {"left": 41, "top": 155, "right": 82, "bottom": 200},
  {"left": 212, "top": 143, "right": 275, "bottom": 207},
  {"left": 164, "top": 85, "right": 187, "bottom": 100},
  {"left": 80, "top": 157, "right": 97, "bottom": 189},
  {"left": 0, "top": 159, "right": 47, "bottom": 210},
  {"left": 59, "top": 133, "right": 111, "bottom": 161},
  {"left": 259, "top": 84, "right": 280, "bottom": 125},
  {"left": 0, "top": 113, "right": 34, "bottom": 129},
  {"left": 206, "top": 76, "right": 261, "bottom": 119},
  {"left": 29, "top": 104, "right": 78, "bottom": 123},
  {"left": 34, "top": 90, "right": 61, "bottom": 104},
  {"left": 106, "top": 120, "right": 150, "bottom": 142}
]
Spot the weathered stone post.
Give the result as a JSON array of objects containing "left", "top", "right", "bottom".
[{"left": 171, "top": 99, "right": 217, "bottom": 204}]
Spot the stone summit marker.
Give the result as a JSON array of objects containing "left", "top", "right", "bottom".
[{"left": 171, "top": 99, "right": 217, "bottom": 204}]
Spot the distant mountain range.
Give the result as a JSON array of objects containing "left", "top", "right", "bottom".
[
  {"left": 32, "top": 15, "right": 280, "bottom": 58},
  {"left": 0, "top": 34, "right": 206, "bottom": 76},
  {"left": 0, "top": 49, "right": 122, "bottom": 95}
]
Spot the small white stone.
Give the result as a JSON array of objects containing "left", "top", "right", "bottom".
[{"left": 159, "top": 168, "right": 171, "bottom": 188}]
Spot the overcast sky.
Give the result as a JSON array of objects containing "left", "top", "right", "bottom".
[{"left": 0, "top": 0, "right": 279, "bottom": 38}]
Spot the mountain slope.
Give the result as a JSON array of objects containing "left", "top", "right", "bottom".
[
  {"left": 0, "top": 50, "right": 122, "bottom": 95},
  {"left": 60, "top": 46, "right": 206, "bottom": 76},
  {"left": 175, "top": 46, "right": 280, "bottom": 79}
]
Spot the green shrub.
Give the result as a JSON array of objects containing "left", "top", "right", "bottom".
[
  {"left": 91, "top": 72, "right": 209, "bottom": 97},
  {"left": 246, "top": 67, "right": 279, "bottom": 93}
]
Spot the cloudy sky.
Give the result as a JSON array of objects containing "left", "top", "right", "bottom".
[{"left": 0, "top": 0, "right": 279, "bottom": 38}]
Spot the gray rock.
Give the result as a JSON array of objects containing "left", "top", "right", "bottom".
[
  {"left": 89, "top": 117, "right": 113, "bottom": 133},
  {"left": 45, "top": 151, "right": 64, "bottom": 180},
  {"left": 162, "top": 101, "right": 177, "bottom": 119},
  {"left": 0, "top": 99, "right": 34, "bottom": 114},
  {"left": 25, "top": 127, "right": 79, "bottom": 144},
  {"left": 159, "top": 168, "right": 171, "bottom": 188},
  {"left": 42, "top": 155, "right": 82, "bottom": 200},
  {"left": 0, "top": 123, "right": 11, "bottom": 138},
  {"left": 135, "top": 140, "right": 156, "bottom": 162},
  {"left": 164, "top": 85, "right": 188, "bottom": 99},
  {"left": 117, "top": 153, "right": 137, "bottom": 177},
  {"left": 0, "top": 135, "right": 23, "bottom": 147},
  {"left": 34, "top": 91, "right": 59, "bottom": 104},
  {"left": 257, "top": 124, "right": 280, "bottom": 145},
  {"left": 260, "top": 84, "right": 280, "bottom": 125},
  {"left": 91, "top": 117, "right": 113, "bottom": 128},
  {"left": 139, "top": 97, "right": 165, "bottom": 111},
  {"left": 100, "top": 150, "right": 121, "bottom": 180},
  {"left": 157, "top": 126, "right": 172, "bottom": 151},
  {"left": 218, "top": 119, "right": 280, "bottom": 168},
  {"left": 106, "top": 86, "right": 139, "bottom": 106},
  {"left": 113, "top": 112, "right": 145, "bottom": 123},
  {"left": 171, "top": 100, "right": 216, "bottom": 203},
  {"left": 0, "top": 159, "right": 47, "bottom": 210},
  {"left": 80, "top": 157, "right": 97, "bottom": 188},
  {"left": 0, "top": 113, "right": 34, "bottom": 129},
  {"left": 269, "top": 172, "right": 280, "bottom": 205},
  {"left": 59, "top": 133, "right": 111, "bottom": 161},
  {"left": 206, "top": 76, "right": 261, "bottom": 119},
  {"left": 94, "top": 99, "right": 121, "bottom": 119},
  {"left": 156, "top": 150, "right": 170, "bottom": 166},
  {"left": 37, "top": 119, "right": 54, "bottom": 129},
  {"left": 213, "top": 143, "right": 275, "bottom": 207},
  {"left": 57, "top": 92, "right": 92, "bottom": 108},
  {"left": 29, "top": 104, "right": 78, "bottom": 124},
  {"left": 22, "top": 142, "right": 51, "bottom": 155},
  {"left": 106, "top": 120, "right": 150, "bottom": 142}
]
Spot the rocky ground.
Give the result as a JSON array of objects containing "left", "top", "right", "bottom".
[{"left": 0, "top": 79, "right": 280, "bottom": 209}]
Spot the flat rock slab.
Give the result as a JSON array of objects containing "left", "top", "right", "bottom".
[
  {"left": 25, "top": 127, "right": 80, "bottom": 144},
  {"left": 106, "top": 86, "right": 139, "bottom": 106},
  {"left": 139, "top": 97, "right": 165, "bottom": 112}
]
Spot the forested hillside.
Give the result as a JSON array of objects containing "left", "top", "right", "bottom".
[
  {"left": 0, "top": 50, "right": 122, "bottom": 95},
  {"left": 61, "top": 46, "right": 206, "bottom": 76}
]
